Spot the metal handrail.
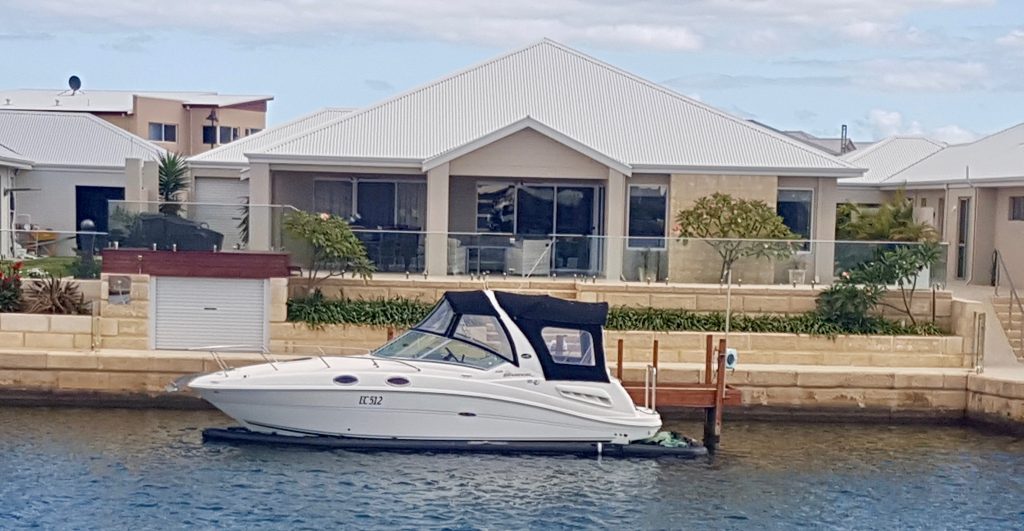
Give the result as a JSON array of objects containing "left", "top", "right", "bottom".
[
  {"left": 643, "top": 365, "right": 658, "bottom": 411},
  {"left": 993, "top": 250, "right": 1024, "bottom": 356}
]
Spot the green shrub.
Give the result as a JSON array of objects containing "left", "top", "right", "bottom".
[
  {"left": 0, "top": 261, "right": 22, "bottom": 312},
  {"left": 287, "top": 294, "right": 943, "bottom": 336}
]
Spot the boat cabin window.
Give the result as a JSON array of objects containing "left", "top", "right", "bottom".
[
  {"left": 541, "top": 327, "right": 595, "bottom": 367},
  {"left": 417, "top": 300, "right": 455, "bottom": 334},
  {"left": 453, "top": 315, "right": 514, "bottom": 361},
  {"left": 374, "top": 330, "right": 508, "bottom": 370}
]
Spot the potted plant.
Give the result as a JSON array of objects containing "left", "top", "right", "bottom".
[{"left": 788, "top": 255, "right": 807, "bottom": 285}]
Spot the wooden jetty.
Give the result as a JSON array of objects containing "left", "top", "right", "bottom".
[{"left": 618, "top": 335, "right": 740, "bottom": 450}]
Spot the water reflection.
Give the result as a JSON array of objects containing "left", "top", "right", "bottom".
[{"left": 1, "top": 408, "right": 1023, "bottom": 529}]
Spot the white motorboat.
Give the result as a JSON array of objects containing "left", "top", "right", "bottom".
[{"left": 188, "top": 290, "right": 663, "bottom": 445}]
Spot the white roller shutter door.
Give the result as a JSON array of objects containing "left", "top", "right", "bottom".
[
  {"left": 152, "top": 277, "right": 267, "bottom": 351},
  {"left": 193, "top": 177, "right": 248, "bottom": 250}
]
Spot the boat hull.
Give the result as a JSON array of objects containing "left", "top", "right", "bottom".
[{"left": 197, "top": 386, "right": 661, "bottom": 443}]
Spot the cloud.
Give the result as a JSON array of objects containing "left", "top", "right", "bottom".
[
  {"left": 364, "top": 79, "right": 394, "bottom": 91},
  {"left": 0, "top": 31, "right": 53, "bottom": 41},
  {"left": 863, "top": 59, "right": 990, "bottom": 91},
  {"left": 997, "top": 29, "right": 1024, "bottom": 48},
  {"left": 863, "top": 109, "right": 977, "bottom": 143},
  {"left": 0, "top": 0, "right": 994, "bottom": 52}
]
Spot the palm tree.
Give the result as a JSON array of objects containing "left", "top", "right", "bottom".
[{"left": 158, "top": 152, "right": 189, "bottom": 215}]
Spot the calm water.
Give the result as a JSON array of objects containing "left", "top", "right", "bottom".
[{"left": 1, "top": 408, "right": 1023, "bottom": 530}]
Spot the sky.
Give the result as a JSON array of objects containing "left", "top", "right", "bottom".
[{"left": 2, "top": 0, "right": 1023, "bottom": 144}]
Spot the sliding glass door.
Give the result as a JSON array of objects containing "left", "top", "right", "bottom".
[{"left": 475, "top": 182, "right": 603, "bottom": 275}]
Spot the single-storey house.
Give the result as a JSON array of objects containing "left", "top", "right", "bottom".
[
  {"left": 0, "top": 110, "right": 163, "bottom": 258},
  {"left": 240, "top": 40, "right": 863, "bottom": 283},
  {"left": 877, "top": 123, "right": 1024, "bottom": 286}
]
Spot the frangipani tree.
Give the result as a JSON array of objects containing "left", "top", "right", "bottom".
[
  {"left": 283, "top": 211, "right": 374, "bottom": 295},
  {"left": 674, "top": 193, "right": 799, "bottom": 280}
]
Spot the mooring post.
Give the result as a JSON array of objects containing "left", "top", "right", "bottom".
[
  {"left": 616, "top": 338, "right": 624, "bottom": 381},
  {"left": 652, "top": 339, "right": 659, "bottom": 370},
  {"left": 704, "top": 334, "right": 713, "bottom": 385},
  {"left": 705, "top": 337, "right": 728, "bottom": 451},
  {"left": 387, "top": 327, "right": 395, "bottom": 341}
]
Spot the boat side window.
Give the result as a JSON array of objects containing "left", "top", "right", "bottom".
[
  {"left": 453, "top": 315, "right": 514, "bottom": 361},
  {"left": 374, "top": 330, "right": 509, "bottom": 370},
  {"left": 417, "top": 300, "right": 455, "bottom": 334},
  {"left": 541, "top": 327, "right": 595, "bottom": 367}
]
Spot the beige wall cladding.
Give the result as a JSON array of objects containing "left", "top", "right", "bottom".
[
  {"left": 448, "top": 128, "right": 608, "bottom": 179},
  {"left": 668, "top": 173, "right": 779, "bottom": 284}
]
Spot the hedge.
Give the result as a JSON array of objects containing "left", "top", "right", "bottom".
[{"left": 287, "top": 294, "right": 943, "bottom": 337}]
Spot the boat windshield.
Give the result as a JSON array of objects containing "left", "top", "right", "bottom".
[{"left": 373, "top": 330, "right": 509, "bottom": 370}]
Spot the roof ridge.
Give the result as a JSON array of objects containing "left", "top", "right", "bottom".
[
  {"left": 533, "top": 40, "right": 857, "bottom": 169},
  {"left": 843, "top": 135, "right": 946, "bottom": 164},
  {"left": 259, "top": 40, "right": 553, "bottom": 156}
]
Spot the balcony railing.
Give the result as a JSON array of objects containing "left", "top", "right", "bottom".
[{"left": 107, "top": 200, "right": 297, "bottom": 252}]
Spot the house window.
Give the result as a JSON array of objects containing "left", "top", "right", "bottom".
[
  {"left": 148, "top": 122, "right": 177, "bottom": 142},
  {"left": 777, "top": 189, "right": 813, "bottom": 251},
  {"left": 313, "top": 178, "right": 426, "bottom": 229},
  {"left": 219, "top": 126, "right": 239, "bottom": 144},
  {"left": 314, "top": 180, "right": 354, "bottom": 219},
  {"left": 1011, "top": 197, "right": 1024, "bottom": 221},
  {"left": 202, "top": 126, "right": 217, "bottom": 145},
  {"left": 245, "top": 128, "right": 262, "bottom": 136},
  {"left": 477, "top": 184, "right": 515, "bottom": 233},
  {"left": 627, "top": 185, "right": 667, "bottom": 249}
]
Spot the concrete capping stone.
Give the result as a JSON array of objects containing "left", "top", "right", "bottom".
[{"left": 49, "top": 315, "right": 92, "bottom": 334}]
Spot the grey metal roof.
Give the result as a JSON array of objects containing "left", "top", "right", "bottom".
[
  {"left": 0, "top": 89, "right": 272, "bottom": 113},
  {"left": 838, "top": 136, "right": 947, "bottom": 186},
  {"left": 189, "top": 107, "right": 353, "bottom": 167},
  {"left": 883, "top": 123, "right": 1024, "bottom": 187},
  {"left": 254, "top": 40, "right": 858, "bottom": 177},
  {"left": 782, "top": 131, "right": 858, "bottom": 156},
  {"left": 0, "top": 110, "right": 163, "bottom": 168},
  {"left": 0, "top": 141, "right": 32, "bottom": 168}
]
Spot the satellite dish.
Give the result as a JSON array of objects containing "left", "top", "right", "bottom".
[{"left": 68, "top": 75, "right": 82, "bottom": 93}]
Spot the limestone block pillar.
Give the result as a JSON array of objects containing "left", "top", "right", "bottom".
[
  {"left": 604, "top": 169, "right": 626, "bottom": 281},
  {"left": 814, "top": 177, "right": 838, "bottom": 284},
  {"left": 425, "top": 163, "right": 450, "bottom": 277},
  {"left": 249, "top": 163, "right": 272, "bottom": 251},
  {"left": 141, "top": 160, "right": 159, "bottom": 203}
]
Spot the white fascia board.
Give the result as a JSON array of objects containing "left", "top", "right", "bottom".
[
  {"left": 28, "top": 163, "right": 128, "bottom": 173},
  {"left": 630, "top": 164, "right": 864, "bottom": 178},
  {"left": 421, "top": 117, "right": 633, "bottom": 176},
  {"left": 245, "top": 153, "right": 424, "bottom": 168},
  {"left": 0, "top": 157, "right": 33, "bottom": 170},
  {"left": 186, "top": 160, "right": 247, "bottom": 171},
  {"left": 881, "top": 175, "right": 1024, "bottom": 190}
]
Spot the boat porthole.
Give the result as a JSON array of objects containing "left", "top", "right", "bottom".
[
  {"left": 333, "top": 375, "right": 359, "bottom": 385},
  {"left": 458, "top": 412, "right": 477, "bottom": 417},
  {"left": 386, "top": 376, "right": 411, "bottom": 386},
  {"left": 521, "top": 353, "right": 533, "bottom": 359}
]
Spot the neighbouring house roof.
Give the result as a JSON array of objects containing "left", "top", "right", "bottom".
[
  {"left": 0, "top": 141, "right": 32, "bottom": 169},
  {"left": 251, "top": 40, "right": 860, "bottom": 177},
  {"left": 0, "top": 110, "right": 164, "bottom": 168},
  {"left": 882, "top": 122, "right": 1024, "bottom": 188},
  {"left": 781, "top": 130, "right": 859, "bottom": 157},
  {"left": 0, "top": 89, "right": 273, "bottom": 113},
  {"left": 189, "top": 107, "right": 354, "bottom": 168},
  {"left": 838, "top": 136, "right": 947, "bottom": 186}
]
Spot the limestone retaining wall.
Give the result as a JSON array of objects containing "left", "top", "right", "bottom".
[
  {"left": 966, "top": 373, "right": 1024, "bottom": 431},
  {"left": 0, "top": 314, "right": 94, "bottom": 350},
  {"left": 269, "top": 324, "right": 972, "bottom": 368}
]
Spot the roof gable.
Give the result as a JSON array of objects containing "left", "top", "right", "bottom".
[
  {"left": 885, "top": 123, "right": 1024, "bottom": 186},
  {"left": 838, "top": 136, "right": 946, "bottom": 186},
  {"left": 253, "top": 40, "right": 857, "bottom": 176},
  {"left": 0, "top": 110, "right": 163, "bottom": 168}
]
